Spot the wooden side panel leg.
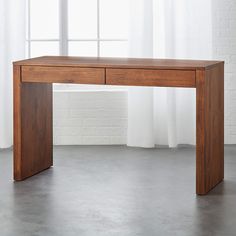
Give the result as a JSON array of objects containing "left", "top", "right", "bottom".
[
  {"left": 14, "top": 65, "right": 53, "bottom": 181},
  {"left": 196, "top": 63, "right": 224, "bottom": 195}
]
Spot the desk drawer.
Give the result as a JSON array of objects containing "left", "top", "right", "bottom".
[
  {"left": 22, "top": 66, "right": 105, "bottom": 84},
  {"left": 106, "top": 69, "right": 196, "bottom": 87}
]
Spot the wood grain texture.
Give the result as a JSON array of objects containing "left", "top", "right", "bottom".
[
  {"left": 196, "top": 62, "right": 224, "bottom": 195},
  {"left": 196, "top": 70, "right": 206, "bottom": 194},
  {"left": 13, "top": 66, "right": 53, "bottom": 180},
  {"left": 20, "top": 82, "right": 53, "bottom": 180},
  {"left": 14, "top": 56, "right": 222, "bottom": 70},
  {"left": 13, "top": 65, "right": 22, "bottom": 180},
  {"left": 22, "top": 66, "right": 105, "bottom": 84},
  {"left": 106, "top": 68, "right": 196, "bottom": 87},
  {"left": 13, "top": 56, "right": 224, "bottom": 195}
]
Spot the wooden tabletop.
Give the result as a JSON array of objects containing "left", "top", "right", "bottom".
[{"left": 14, "top": 56, "right": 223, "bottom": 70}]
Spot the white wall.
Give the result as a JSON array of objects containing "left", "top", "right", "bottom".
[
  {"left": 53, "top": 90, "right": 127, "bottom": 145},
  {"left": 212, "top": 0, "right": 236, "bottom": 144}
]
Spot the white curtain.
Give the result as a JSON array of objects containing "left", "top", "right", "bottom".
[
  {"left": 0, "top": 0, "right": 26, "bottom": 148},
  {"left": 127, "top": 0, "right": 212, "bottom": 148}
]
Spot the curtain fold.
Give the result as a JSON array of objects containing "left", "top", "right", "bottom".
[
  {"left": 127, "top": 0, "right": 212, "bottom": 148},
  {"left": 127, "top": 0, "right": 155, "bottom": 148},
  {"left": 0, "top": 0, "right": 26, "bottom": 148}
]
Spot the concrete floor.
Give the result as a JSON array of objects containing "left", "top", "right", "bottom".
[{"left": 0, "top": 146, "right": 236, "bottom": 236}]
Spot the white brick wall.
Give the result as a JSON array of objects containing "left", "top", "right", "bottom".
[
  {"left": 53, "top": 91, "right": 128, "bottom": 145},
  {"left": 212, "top": 0, "right": 236, "bottom": 144}
]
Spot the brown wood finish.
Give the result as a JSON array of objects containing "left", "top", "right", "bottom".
[
  {"left": 196, "top": 63, "right": 224, "bottom": 194},
  {"left": 13, "top": 56, "right": 224, "bottom": 195},
  {"left": 14, "top": 56, "right": 222, "bottom": 70},
  {"left": 22, "top": 66, "right": 105, "bottom": 84},
  {"left": 14, "top": 65, "right": 53, "bottom": 180},
  {"left": 13, "top": 65, "right": 22, "bottom": 180},
  {"left": 20, "top": 83, "right": 53, "bottom": 180},
  {"left": 106, "top": 68, "right": 196, "bottom": 87}
]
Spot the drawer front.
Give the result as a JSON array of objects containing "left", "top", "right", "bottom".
[
  {"left": 106, "top": 69, "right": 196, "bottom": 87},
  {"left": 22, "top": 66, "right": 105, "bottom": 84}
]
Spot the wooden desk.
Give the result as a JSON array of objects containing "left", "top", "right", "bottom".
[{"left": 13, "top": 56, "right": 224, "bottom": 195}]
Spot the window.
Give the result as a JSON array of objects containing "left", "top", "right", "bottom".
[
  {"left": 26, "top": 0, "right": 129, "bottom": 90},
  {"left": 26, "top": 0, "right": 129, "bottom": 58}
]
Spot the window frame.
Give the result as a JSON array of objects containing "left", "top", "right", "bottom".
[{"left": 26, "top": 0, "right": 128, "bottom": 58}]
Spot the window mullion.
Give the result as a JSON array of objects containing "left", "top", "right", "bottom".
[
  {"left": 59, "top": 0, "right": 68, "bottom": 56},
  {"left": 97, "top": 0, "right": 100, "bottom": 57}
]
